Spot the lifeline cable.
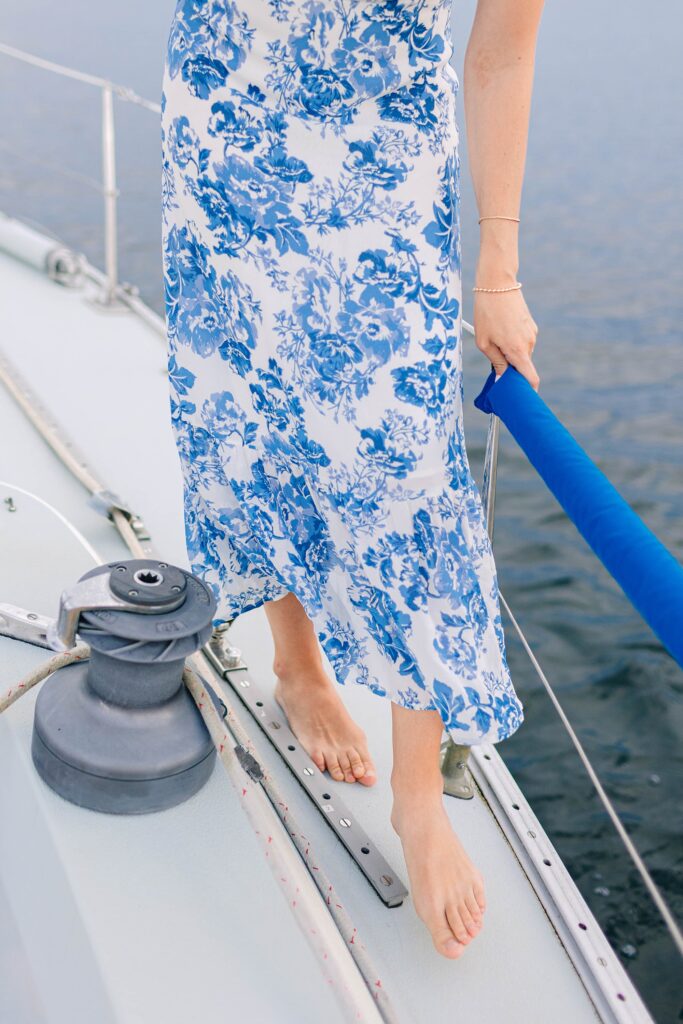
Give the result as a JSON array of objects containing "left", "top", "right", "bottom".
[
  {"left": 497, "top": 590, "right": 683, "bottom": 959},
  {"left": 463, "top": 352, "right": 683, "bottom": 958}
]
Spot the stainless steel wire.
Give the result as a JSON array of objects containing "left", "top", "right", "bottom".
[{"left": 461, "top": 318, "right": 683, "bottom": 958}]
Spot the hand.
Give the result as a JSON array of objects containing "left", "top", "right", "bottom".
[{"left": 472, "top": 287, "right": 540, "bottom": 391}]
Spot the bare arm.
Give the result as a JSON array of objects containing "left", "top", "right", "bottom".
[{"left": 464, "top": 0, "right": 545, "bottom": 389}]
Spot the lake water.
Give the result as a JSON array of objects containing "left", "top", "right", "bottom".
[{"left": 1, "top": 1, "right": 681, "bottom": 1019}]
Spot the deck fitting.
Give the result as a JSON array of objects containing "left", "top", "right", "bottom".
[
  {"left": 201, "top": 644, "right": 409, "bottom": 908},
  {"left": 440, "top": 739, "right": 475, "bottom": 800}
]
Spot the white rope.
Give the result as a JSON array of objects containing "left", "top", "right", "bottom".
[
  {"left": 0, "top": 639, "right": 393, "bottom": 1022},
  {"left": 192, "top": 657, "right": 400, "bottom": 1021},
  {"left": 0, "top": 642, "right": 90, "bottom": 713},
  {"left": 183, "top": 659, "right": 397, "bottom": 1023},
  {"left": 0, "top": 401, "right": 396, "bottom": 1016},
  {"left": 498, "top": 590, "right": 683, "bottom": 957}
]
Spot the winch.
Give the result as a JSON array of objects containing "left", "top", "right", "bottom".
[{"left": 32, "top": 558, "right": 219, "bottom": 814}]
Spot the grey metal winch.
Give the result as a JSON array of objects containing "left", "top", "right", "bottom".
[{"left": 32, "top": 558, "right": 220, "bottom": 814}]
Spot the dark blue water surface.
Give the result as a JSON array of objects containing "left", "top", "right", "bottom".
[{"left": 1, "top": 2, "right": 681, "bottom": 1020}]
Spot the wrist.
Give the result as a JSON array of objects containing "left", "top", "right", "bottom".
[
  {"left": 475, "top": 258, "right": 519, "bottom": 287},
  {"left": 477, "top": 219, "right": 519, "bottom": 284}
]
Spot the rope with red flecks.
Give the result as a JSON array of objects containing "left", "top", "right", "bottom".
[
  {"left": 0, "top": 641, "right": 91, "bottom": 713},
  {"left": 0, "top": 646, "right": 400, "bottom": 1024},
  {"left": 184, "top": 655, "right": 399, "bottom": 1024}
]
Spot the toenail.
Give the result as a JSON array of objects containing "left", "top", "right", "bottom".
[{"left": 443, "top": 939, "right": 460, "bottom": 955}]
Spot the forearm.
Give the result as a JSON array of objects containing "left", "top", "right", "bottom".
[{"left": 463, "top": 0, "right": 544, "bottom": 285}]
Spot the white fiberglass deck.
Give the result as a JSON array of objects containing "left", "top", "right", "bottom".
[{"left": 0, "top": 237, "right": 640, "bottom": 1023}]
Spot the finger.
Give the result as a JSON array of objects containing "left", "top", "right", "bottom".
[
  {"left": 511, "top": 353, "right": 540, "bottom": 391},
  {"left": 477, "top": 338, "right": 508, "bottom": 376},
  {"left": 491, "top": 355, "right": 509, "bottom": 377}
]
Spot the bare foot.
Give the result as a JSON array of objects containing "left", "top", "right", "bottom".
[
  {"left": 273, "top": 669, "right": 377, "bottom": 786},
  {"left": 391, "top": 797, "right": 486, "bottom": 959}
]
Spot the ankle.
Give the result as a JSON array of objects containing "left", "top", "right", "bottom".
[
  {"left": 390, "top": 789, "right": 447, "bottom": 837},
  {"left": 390, "top": 767, "right": 445, "bottom": 812},
  {"left": 272, "top": 659, "right": 327, "bottom": 692},
  {"left": 273, "top": 656, "right": 325, "bottom": 685}
]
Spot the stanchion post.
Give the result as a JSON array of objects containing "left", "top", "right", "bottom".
[{"left": 100, "top": 83, "right": 119, "bottom": 305}]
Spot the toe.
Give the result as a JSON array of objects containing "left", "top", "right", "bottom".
[
  {"left": 348, "top": 749, "right": 366, "bottom": 779},
  {"left": 432, "top": 918, "right": 465, "bottom": 959},
  {"left": 445, "top": 903, "right": 472, "bottom": 946},
  {"left": 472, "top": 874, "right": 487, "bottom": 914},
  {"left": 337, "top": 751, "right": 355, "bottom": 783},
  {"left": 356, "top": 753, "right": 377, "bottom": 786},
  {"left": 465, "top": 892, "right": 483, "bottom": 924},
  {"left": 310, "top": 749, "right": 326, "bottom": 774},
  {"left": 440, "top": 938, "right": 464, "bottom": 959},
  {"left": 326, "top": 755, "right": 345, "bottom": 782},
  {"left": 458, "top": 901, "right": 480, "bottom": 938}
]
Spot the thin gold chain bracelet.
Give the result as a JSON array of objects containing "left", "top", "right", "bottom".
[
  {"left": 472, "top": 282, "right": 523, "bottom": 293},
  {"left": 478, "top": 215, "right": 520, "bottom": 224}
]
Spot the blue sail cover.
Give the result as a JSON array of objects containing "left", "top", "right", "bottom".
[{"left": 474, "top": 366, "right": 683, "bottom": 667}]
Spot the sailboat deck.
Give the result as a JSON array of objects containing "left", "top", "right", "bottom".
[{"left": 0, "top": 243, "right": 630, "bottom": 1022}]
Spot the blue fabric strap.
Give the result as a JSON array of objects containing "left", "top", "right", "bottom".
[{"left": 474, "top": 366, "right": 683, "bottom": 667}]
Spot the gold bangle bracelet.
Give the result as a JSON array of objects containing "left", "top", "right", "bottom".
[{"left": 472, "top": 282, "right": 522, "bottom": 293}]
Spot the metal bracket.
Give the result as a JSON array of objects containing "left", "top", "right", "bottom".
[
  {"left": 206, "top": 624, "right": 247, "bottom": 672},
  {"left": 0, "top": 604, "right": 55, "bottom": 649},
  {"left": 87, "top": 489, "right": 152, "bottom": 541},
  {"left": 440, "top": 739, "right": 475, "bottom": 800},
  {"left": 201, "top": 644, "right": 408, "bottom": 908}
]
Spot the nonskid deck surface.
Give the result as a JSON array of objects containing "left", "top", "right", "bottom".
[{"left": 0, "top": 247, "right": 603, "bottom": 1023}]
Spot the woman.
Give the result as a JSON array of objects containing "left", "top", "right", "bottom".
[{"left": 161, "top": 0, "right": 543, "bottom": 961}]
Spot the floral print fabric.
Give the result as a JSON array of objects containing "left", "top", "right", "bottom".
[{"left": 161, "top": 0, "right": 524, "bottom": 744}]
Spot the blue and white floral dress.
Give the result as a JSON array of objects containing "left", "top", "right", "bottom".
[{"left": 161, "top": 0, "right": 524, "bottom": 745}]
